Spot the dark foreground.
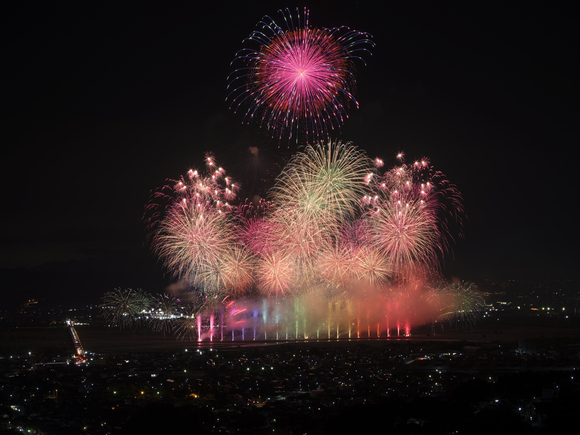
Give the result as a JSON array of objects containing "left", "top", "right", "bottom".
[{"left": 1, "top": 317, "right": 579, "bottom": 434}]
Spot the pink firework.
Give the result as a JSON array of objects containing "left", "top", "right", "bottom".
[
  {"left": 233, "top": 199, "right": 274, "bottom": 255},
  {"left": 221, "top": 246, "right": 255, "bottom": 296},
  {"left": 154, "top": 191, "right": 235, "bottom": 294},
  {"left": 255, "top": 251, "right": 295, "bottom": 296},
  {"left": 364, "top": 155, "right": 464, "bottom": 275},
  {"left": 145, "top": 154, "right": 241, "bottom": 296},
  {"left": 228, "top": 8, "right": 374, "bottom": 143},
  {"left": 365, "top": 196, "right": 440, "bottom": 273},
  {"left": 145, "top": 152, "right": 239, "bottom": 240},
  {"left": 380, "top": 157, "right": 464, "bottom": 257},
  {"left": 351, "top": 245, "right": 392, "bottom": 287},
  {"left": 315, "top": 243, "right": 355, "bottom": 288}
]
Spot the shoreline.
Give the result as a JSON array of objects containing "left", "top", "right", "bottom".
[{"left": 2, "top": 318, "right": 579, "bottom": 355}]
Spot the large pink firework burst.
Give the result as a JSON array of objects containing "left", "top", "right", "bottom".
[{"left": 227, "top": 8, "right": 374, "bottom": 143}]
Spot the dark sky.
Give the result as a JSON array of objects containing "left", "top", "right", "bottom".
[{"left": 2, "top": 1, "right": 578, "bottom": 307}]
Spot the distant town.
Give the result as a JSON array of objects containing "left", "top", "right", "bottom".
[{"left": 1, "top": 277, "right": 578, "bottom": 434}]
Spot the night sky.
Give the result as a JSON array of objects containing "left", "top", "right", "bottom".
[{"left": 2, "top": 1, "right": 578, "bottom": 308}]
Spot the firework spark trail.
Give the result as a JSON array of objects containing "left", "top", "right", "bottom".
[
  {"left": 270, "top": 207, "right": 332, "bottom": 279},
  {"left": 437, "top": 281, "right": 486, "bottom": 327},
  {"left": 227, "top": 7, "right": 374, "bottom": 143},
  {"left": 100, "top": 288, "right": 150, "bottom": 329},
  {"left": 351, "top": 245, "right": 392, "bottom": 287},
  {"left": 261, "top": 142, "right": 375, "bottom": 288},
  {"left": 255, "top": 251, "right": 295, "bottom": 296},
  {"left": 155, "top": 194, "right": 232, "bottom": 291},
  {"left": 149, "top": 293, "right": 179, "bottom": 336},
  {"left": 315, "top": 242, "right": 355, "bottom": 289},
  {"left": 221, "top": 245, "right": 255, "bottom": 295},
  {"left": 145, "top": 143, "right": 474, "bottom": 336},
  {"left": 144, "top": 153, "right": 239, "bottom": 240},
  {"left": 367, "top": 158, "right": 465, "bottom": 266},
  {"left": 365, "top": 193, "right": 440, "bottom": 273},
  {"left": 147, "top": 154, "right": 245, "bottom": 297},
  {"left": 271, "top": 142, "right": 375, "bottom": 226},
  {"left": 233, "top": 199, "right": 275, "bottom": 255},
  {"left": 360, "top": 156, "right": 466, "bottom": 276}
]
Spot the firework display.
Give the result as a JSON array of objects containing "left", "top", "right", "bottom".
[
  {"left": 143, "top": 142, "right": 477, "bottom": 341},
  {"left": 227, "top": 7, "right": 374, "bottom": 143},
  {"left": 101, "top": 288, "right": 150, "bottom": 329},
  {"left": 133, "top": 8, "right": 481, "bottom": 342},
  {"left": 145, "top": 154, "right": 250, "bottom": 299}
]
